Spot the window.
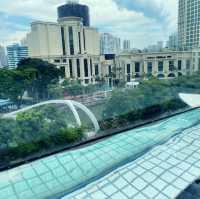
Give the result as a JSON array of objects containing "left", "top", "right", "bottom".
[
  {"left": 169, "top": 61, "right": 174, "bottom": 71},
  {"left": 54, "top": 59, "right": 60, "bottom": 63},
  {"left": 78, "top": 32, "right": 82, "bottom": 54},
  {"left": 147, "top": 62, "right": 152, "bottom": 74},
  {"left": 178, "top": 60, "right": 182, "bottom": 70},
  {"left": 135, "top": 62, "right": 140, "bottom": 73},
  {"left": 69, "top": 59, "right": 73, "bottom": 78},
  {"left": 108, "top": 65, "right": 112, "bottom": 76},
  {"left": 95, "top": 64, "right": 99, "bottom": 75},
  {"left": 84, "top": 59, "right": 88, "bottom": 77},
  {"left": 83, "top": 29, "right": 86, "bottom": 51},
  {"left": 68, "top": 26, "right": 74, "bottom": 55},
  {"left": 186, "top": 60, "right": 191, "bottom": 70},
  {"left": 127, "top": 64, "right": 131, "bottom": 74},
  {"left": 61, "top": 27, "right": 66, "bottom": 55},
  {"left": 90, "top": 59, "right": 93, "bottom": 76},
  {"left": 158, "top": 61, "right": 164, "bottom": 72},
  {"left": 77, "top": 59, "right": 80, "bottom": 78}
]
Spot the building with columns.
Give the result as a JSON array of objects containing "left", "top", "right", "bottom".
[
  {"left": 26, "top": 1, "right": 101, "bottom": 85},
  {"left": 101, "top": 49, "right": 200, "bottom": 85}
]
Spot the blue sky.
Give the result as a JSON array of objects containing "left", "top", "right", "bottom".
[{"left": 0, "top": 0, "right": 178, "bottom": 49}]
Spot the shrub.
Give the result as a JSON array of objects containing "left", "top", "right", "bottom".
[{"left": 59, "top": 127, "right": 84, "bottom": 143}]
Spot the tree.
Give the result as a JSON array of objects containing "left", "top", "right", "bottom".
[
  {"left": 16, "top": 110, "right": 50, "bottom": 143},
  {"left": 0, "top": 118, "right": 20, "bottom": 149},
  {"left": 48, "top": 84, "right": 64, "bottom": 99},
  {"left": 62, "top": 79, "right": 84, "bottom": 96},
  {"left": 0, "top": 69, "right": 29, "bottom": 108},
  {"left": 59, "top": 127, "right": 84, "bottom": 143},
  {"left": 17, "top": 58, "right": 63, "bottom": 100}
]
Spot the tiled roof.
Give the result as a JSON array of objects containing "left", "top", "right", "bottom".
[{"left": 0, "top": 109, "right": 200, "bottom": 199}]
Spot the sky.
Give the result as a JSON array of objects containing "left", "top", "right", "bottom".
[{"left": 0, "top": 0, "right": 178, "bottom": 49}]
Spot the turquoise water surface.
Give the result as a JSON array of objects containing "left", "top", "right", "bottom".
[{"left": 1, "top": 109, "right": 200, "bottom": 199}]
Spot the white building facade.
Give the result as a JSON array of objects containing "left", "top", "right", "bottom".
[
  {"left": 26, "top": 2, "right": 101, "bottom": 85},
  {"left": 101, "top": 50, "right": 200, "bottom": 84}
]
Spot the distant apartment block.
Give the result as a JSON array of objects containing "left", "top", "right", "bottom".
[
  {"left": 7, "top": 44, "right": 28, "bottom": 69},
  {"left": 167, "top": 33, "right": 178, "bottom": 50},
  {"left": 0, "top": 45, "right": 8, "bottom": 68},
  {"left": 123, "top": 40, "right": 131, "bottom": 51},
  {"left": 100, "top": 33, "right": 121, "bottom": 55},
  {"left": 146, "top": 41, "right": 164, "bottom": 52},
  {"left": 178, "top": 0, "right": 200, "bottom": 49}
]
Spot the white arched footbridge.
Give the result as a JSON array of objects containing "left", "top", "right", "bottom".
[{"left": 3, "top": 100, "right": 100, "bottom": 133}]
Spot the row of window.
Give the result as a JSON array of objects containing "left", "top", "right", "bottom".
[
  {"left": 68, "top": 59, "right": 99, "bottom": 78},
  {"left": 126, "top": 60, "right": 191, "bottom": 74},
  {"left": 61, "top": 26, "right": 86, "bottom": 56}
]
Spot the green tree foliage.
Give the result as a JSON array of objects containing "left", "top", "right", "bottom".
[
  {"left": 62, "top": 79, "right": 101, "bottom": 96},
  {"left": 17, "top": 58, "right": 63, "bottom": 100},
  {"left": 0, "top": 118, "right": 19, "bottom": 148},
  {"left": 0, "top": 105, "right": 85, "bottom": 165},
  {"left": 0, "top": 69, "right": 29, "bottom": 108},
  {"left": 101, "top": 75, "right": 200, "bottom": 129},
  {"left": 16, "top": 110, "right": 50, "bottom": 143},
  {"left": 59, "top": 127, "right": 84, "bottom": 143}
]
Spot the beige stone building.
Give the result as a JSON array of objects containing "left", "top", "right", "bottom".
[
  {"left": 101, "top": 50, "right": 200, "bottom": 86},
  {"left": 26, "top": 2, "right": 101, "bottom": 85}
]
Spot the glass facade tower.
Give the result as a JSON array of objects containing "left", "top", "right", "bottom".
[{"left": 7, "top": 44, "right": 28, "bottom": 69}]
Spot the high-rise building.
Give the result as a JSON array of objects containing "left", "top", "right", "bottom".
[
  {"left": 123, "top": 40, "right": 131, "bottom": 51},
  {"left": 100, "top": 33, "right": 121, "bottom": 55},
  {"left": 157, "top": 41, "right": 163, "bottom": 51},
  {"left": 26, "top": 1, "right": 100, "bottom": 85},
  {"left": 167, "top": 33, "right": 178, "bottom": 50},
  {"left": 57, "top": 0, "right": 90, "bottom": 27},
  {"left": 145, "top": 41, "right": 164, "bottom": 52},
  {"left": 178, "top": 0, "right": 200, "bottom": 50},
  {"left": 7, "top": 44, "right": 28, "bottom": 69},
  {"left": 0, "top": 45, "right": 8, "bottom": 68}
]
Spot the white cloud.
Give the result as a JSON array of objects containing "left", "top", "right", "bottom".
[{"left": 0, "top": 0, "right": 179, "bottom": 48}]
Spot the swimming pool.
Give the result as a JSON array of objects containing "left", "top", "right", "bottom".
[{"left": 1, "top": 109, "right": 200, "bottom": 199}]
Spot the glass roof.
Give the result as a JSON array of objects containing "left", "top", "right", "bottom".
[
  {"left": 64, "top": 121, "right": 200, "bottom": 199},
  {"left": 1, "top": 109, "right": 200, "bottom": 199}
]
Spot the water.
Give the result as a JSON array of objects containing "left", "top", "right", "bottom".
[{"left": 1, "top": 109, "right": 200, "bottom": 199}]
